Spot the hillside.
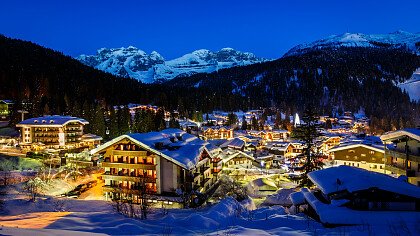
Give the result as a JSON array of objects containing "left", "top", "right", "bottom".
[
  {"left": 77, "top": 47, "right": 267, "bottom": 83},
  {"left": 0, "top": 35, "right": 160, "bottom": 121},
  {"left": 167, "top": 47, "right": 420, "bottom": 131}
]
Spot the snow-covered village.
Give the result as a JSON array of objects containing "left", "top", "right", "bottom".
[{"left": 0, "top": 1, "right": 420, "bottom": 236}]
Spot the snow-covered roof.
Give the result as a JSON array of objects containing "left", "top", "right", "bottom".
[
  {"left": 289, "top": 191, "right": 305, "bottom": 205},
  {"left": 202, "top": 126, "right": 232, "bottom": 132},
  {"left": 308, "top": 166, "right": 420, "bottom": 198},
  {"left": 265, "top": 142, "right": 294, "bottom": 151},
  {"left": 297, "top": 187, "right": 420, "bottom": 225},
  {"left": 221, "top": 149, "right": 255, "bottom": 163},
  {"left": 16, "top": 115, "right": 89, "bottom": 127},
  {"left": 381, "top": 128, "right": 420, "bottom": 142},
  {"left": 81, "top": 133, "right": 103, "bottom": 141},
  {"left": 329, "top": 143, "right": 384, "bottom": 153},
  {"left": 249, "top": 178, "right": 278, "bottom": 191},
  {"left": 0, "top": 99, "right": 13, "bottom": 104},
  {"left": 220, "top": 138, "right": 245, "bottom": 149},
  {"left": 91, "top": 129, "right": 212, "bottom": 169}
]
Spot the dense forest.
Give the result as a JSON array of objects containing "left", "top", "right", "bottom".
[
  {"left": 0, "top": 35, "right": 419, "bottom": 135},
  {"left": 167, "top": 47, "right": 420, "bottom": 132}
]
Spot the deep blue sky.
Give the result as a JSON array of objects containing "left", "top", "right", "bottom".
[{"left": 0, "top": 0, "right": 418, "bottom": 59}]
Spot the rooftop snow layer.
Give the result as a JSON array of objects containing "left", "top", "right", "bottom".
[
  {"left": 308, "top": 166, "right": 420, "bottom": 198},
  {"left": 17, "top": 115, "right": 89, "bottom": 126},
  {"left": 92, "top": 129, "right": 215, "bottom": 169}
]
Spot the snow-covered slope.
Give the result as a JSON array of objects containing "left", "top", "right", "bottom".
[
  {"left": 285, "top": 31, "right": 420, "bottom": 56},
  {"left": 77, "top": 47, "right": 267, "bottom": 83},
  {"left": 398, "top": 68, "right": 420, "bottom": 102}
]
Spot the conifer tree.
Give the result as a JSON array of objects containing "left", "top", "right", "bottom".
[
  {"left": 251, "top": 116, "right": 258, "bottom": 130},
  {"left": 91, "top": 104, "right": 106, "bottom": 137},
  {"left": 292, "top": 107, "right": 323, "bottom": 187},
  {"left": 241, "top": 115, "right": 248, "bottom": 130},
  {"left": 108, "top": 107, "right": 119, "bottom": 139},
  {"left": 117, "top": 106, "right": 130, "bottom": 135}
]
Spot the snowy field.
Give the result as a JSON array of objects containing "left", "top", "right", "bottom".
[
  {"left": 1, "top": 190, "right": 419, "bottom": 235},
  {"left": 0, "top": 168, "right": 419, "bottom": 235}
]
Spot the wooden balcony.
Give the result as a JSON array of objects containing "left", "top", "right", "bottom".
[
  {"left": 384, "top": 165, "right": 406, "bottom": 175},
  {"left": 112, "top": 150, "right": 147, "bottom": 156},
  {"left": 101, "top": 162, "right": 155, "bottom": 170},
  {"left": 386, "top": 150, "right": 420, "bottom": 163},
  {"left": 102, "top": 174, "right": 156, "bottom": 183},
  {"left": 103, "top": 185, "right": 157, "bottom": 194}
]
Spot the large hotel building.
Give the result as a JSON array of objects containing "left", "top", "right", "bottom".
[
  {"left": 91, "top": 129, "right": 222, "bottom": 203},
  {"left": 16, "top": 115, "right": 102, "bottom": 150}
]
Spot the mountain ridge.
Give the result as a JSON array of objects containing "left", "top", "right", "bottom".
[
  {"left": 284, "top": 31, "right": 420, "bottom": 57},
  {"left": 77, "top": 47, "right": 268, "bottom": 83}
]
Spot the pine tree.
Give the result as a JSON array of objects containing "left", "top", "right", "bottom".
[
  {"left": 117, "top": 106, "right": 130, "bottom": 135},
  {"left": 226, "top": 112, "right": 238, "bottom": 126},
  {"left": 91, "top": 104, "right": 106, "bottom": 137},
  {"left": 241, "top": 115, "right": 248, "bottom": 130},
  {"left": 251, "top": 116, "right": 258, "bottom": 130},
  {"left": 292, "top": 107, "right": 323, "bottom": 187},
  {"left": 274, "top": 111, "right": 282, "bottom": 129},
  {"left": 108, "top": 107, "right": 119, "bottom": 139}
]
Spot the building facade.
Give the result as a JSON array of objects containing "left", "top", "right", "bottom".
[
  {"left": 381, "top": 128, "right": 420, "bottom": 186},
  {"left": 16, "top": 115, "right": 99, "bottom": 150},
  {"left": 91, "top": 129, "right": 221, "bottom": 204},
  {"left": 329, "top": 143, "right": 387, "bottom": 172},
  {"left": 202, "top": 127, "right": 234, "bottom": 140}
]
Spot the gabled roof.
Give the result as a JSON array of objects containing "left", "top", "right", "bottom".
[
  {"left": 329, "top": 143, "right": 384, "bottom": 153},
  {"left": 91, "top": 129, "right": 212, "bottom": 170},
  {"left": 381, "top": 128, "right": 420, "bottom": 142},
  {"left": 0, "top": 100, "right": 13, "bottom": 104},
  {"left": 16, "top": 115, "right": 89, "bottom": 127},
  {"left": 308, "top": 165, "right": 420, "bottom": 199},
  {"left": 221, "top": 149, "right": 255, "bottom": 163},
  {"left": 265, "top": 141, "right": 294, "bottom": 151},
  {"left": 220, "top": 138, "right": 245, "bottom": 149}
]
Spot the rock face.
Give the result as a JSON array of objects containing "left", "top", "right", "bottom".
[
  {"left": 284, "top": 31, "right": 420, "bottom": 57},
  {"left": 77, "top": 47, "right": 267, "bottom": 83}
]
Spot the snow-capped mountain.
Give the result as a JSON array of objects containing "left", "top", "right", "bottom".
[
  {"left": 77, "top": 47, "right": 267, "bottom": 83},
  {"left": 285, "top": 31, "right": 420, "bottom": 56}
]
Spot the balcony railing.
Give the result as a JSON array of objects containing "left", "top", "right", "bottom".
[
  {"left": 384, "top": 165, "right": 406, "bottom": 175},
  {"left": 101, "top": 162, "right": 156, "bottom": 170},
  {"left": 199, "top": 165, "right": 210, "bottom": 173},
  {"left": 386, "top": 150, "right": 420, "bottom": 163},
  {"left": 103, "top": 185, "right": 157, "bottom": 194},
  {"left": 112, "top": 150, "right": 147, "bottom": 156},
  {"left": 102, "top": 174, "right": 156, "bottom": 183}
]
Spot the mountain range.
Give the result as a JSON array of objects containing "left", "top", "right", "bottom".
[
  {"left": 285, "top": 31, "right": 420, "bottom": 56},
  {"left": 77, "top": 31, "right": 420, "bottom": 84},
  {"left": 77, "top": 47, "right": 267, "bottom": 83},
  {"left": 0, "top": 31, "right": 419, "bottom": 133}
]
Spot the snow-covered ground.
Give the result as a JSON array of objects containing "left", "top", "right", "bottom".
[
  {"left": 398, "top": 69, "right": 420, "bottom": 102},
  {"left": 2, "top": 193, "right": 419, "bottom": 235},
  {"left": 1, "top": 168, "right": 418, "bottom": 235}
]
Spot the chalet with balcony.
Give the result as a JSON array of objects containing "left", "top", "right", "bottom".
[
  {"left": 202, "top": 126, "right": 233, "bottom": 140},
  {"left": 381, "top": 128, "right": 420, "bottom": 186},
  {"left": 91, "top": 129, "right": 221, "bottom": 204}
]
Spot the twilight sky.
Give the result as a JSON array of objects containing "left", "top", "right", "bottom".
[{"left": 0, "top": 0, "right": 418, "bottom": 59}]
